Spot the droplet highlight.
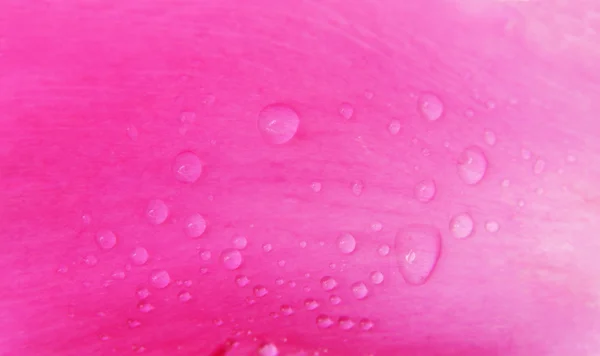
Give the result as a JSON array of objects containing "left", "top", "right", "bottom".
[
  {"left": 395, "top": 225, "right": 441, "bottom": 285},
  {"left": 257, "top": 104, "right": 300, "bottom": 144}
]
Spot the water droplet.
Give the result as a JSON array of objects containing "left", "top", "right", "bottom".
[
  {"left": 213, "top": 318, "right": 224, "bottom": 326},
  {"left": 253, "top": 285, "right": 268, "bottom": 297},
  {"left": 84, "top": 254, "right": 98, "bottom": 266},
  {"left": 351, "top": 282, "right": 369, "bottom": 299},
  {"left": 388, "top": 120, "right": 401, "bottom": 135},
  {"left": 338, "top": 316, "right": 355, "bottom": 330},
  {"left": 112, "top": 270, "right": 126, "bottom": 280},
  {"left": 235, "top": 275, "right": 250, "bottom": 287},
  {"left": 329, "top": 295, "right": 342, "bottom": 305},
  {"left": 173, "top": 151, "right": 203, "bottom": 183},
  {"left": 457, "top": 146, "right": 488, "bottom": 185},
  {"left": 359, "top": 318, "right": 374, "bottom": 331},
  {"left": 316, "top": 314, "right": 334, "bottom": 329},
  {"left": 450, "top": 212, "right": 474, "bottom": 239},
  {"left": 464, "top": 109, "right": 475, "bottom": 118},
  {"left": 277, "top": 260, "right": 286, "bottom": 267},
  {"left": 136, "top": 288, "right": 150, "bottom": 299},
  {"left": 138, "top": 301, "right": 155, "bottom": 313},
  {"left": 179, "top": 111, "right": 196, "bottom": 124},
  {"left": 57, "top": 265, "right": 68, "bottom": 274},
  {"left": 146, "top": 199, "right": 169, "bottom": 225},
  {"left": 280, "top": 305, "right": 294, "bottom": 316},
  {"left": 184, "top": 213, "right": 207, "bottom": 238},
  {"left": 304, "top": 298, "right": 320, "bottom": 311},
  {"left": 338, "top": 233, "right": 356, "bottom": 254},
  {"left": 418, "top": 92, "right": 444, "bottom": 121},
  {"left": 521, "top": 149, "right": 532, "bottom": 160},
  {"left": 300, "top": 241, "right": 307, "bottom": 248},
  {"left": 128, "top": 319, "right": 142, "bottom": 329},
  {"left": 351, "top": 180, "right": 364, "bottom": 196},
  {"left": 501, "top": 179, "right": 510, "bottom": 187},
  {"left": 257, "top": 104, "right": 300, "bottom": 144},
  {"left": 339, "top": 102, "right": 354, "bottom": 120},
  {"left": 221, "top": 249, "right": 243, "bottom": 270},
  {"left": 257, "top": 343, "right": 279, "bottom": 356},
  {"left": 311, "top": 181, "right": 322, "bottom": 192},
  {"left": 320, "top": 276, "right": 338, "bottom": 291},
  {"left": 126, "top": 124, "right": 139, "bottom": 141},
  {"left": 533, "top": 159, "right": 546, "bottom": 175},
  {"left": 232, "top": 236, "right": 248, "bottom": 249},
  {"left": 199, "top": 250, "right": 212, "bottom": 261},
  {"left": 178, "top": 291, "right": 192, "bottom": 302},
  {"left": 414, "top": 179, "right": 436, "bottom": 203},
  {"left": 199, "top": 267, "right": 208, "bottom": 274},
  {"left": 371, "top": 221, "right": 383, "bottom": 232},
  {"left": 484, "top": 130, "right": 496, "bottom": 146},
  {"left": 378, "top": 244, "right": 390, "bottom": 257},
  {"left": 150, "top": 270, "right": 170, "bottom": 289},
  {"left": 82, "top": 214, "right": 92, "bottom": 226},
  {"left": 96, "top": 230, "right": 117, "bottom": 250},
  {"left": 485, "top": 221, "right": 499, "bottom": 234},
  {"left": 395, "top": 225, "right": 442, "bottom": 285},
  {"left": 262, "top": 243, "right": 273, "bottom": 253},
  {"left": 364, "top": 90, "right": 374, "bottom": 100},
  {"left": 370, "top": 271, "right": 384, "bottom": 285},
  {"left": 275, "top": 278, "right": 284, "bottom": 286}
]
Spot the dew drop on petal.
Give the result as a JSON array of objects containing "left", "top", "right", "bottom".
[
  {"left": 395, "top": 225, "right": 441, "bottom": 285},
  {"left": 257, "top": 104, "right": 300, "bottom": 144}
]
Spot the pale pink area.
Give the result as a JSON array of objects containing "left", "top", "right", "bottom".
[{"left": 1, "top": 0, "right": 600, "bottom": 355}]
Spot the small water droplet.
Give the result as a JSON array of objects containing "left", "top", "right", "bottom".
[
  {"left": 57, "top": 265, "right": 68, "bottom": 274},
  {"left": 484, "top": 130, "right": 496, "bottom": 146},
  {"left": 257, "top": 104, "right": 300, "bottom": 144},
  {"left": 95, "top": 230, "right": 117, "bottom": 250},
  {"left": 388, "top": 120, "right": 401, "bottom": 135},
  {"left": 320, "top": 276, "right": 338, "bottom": 291},
  {"left": 339, "top": 102, "right": 354, "bottom": 120},
  {"left": 395, "top": 225, "right": 441, "bottom": 285},
  {"left": 457, "top": 146, "right": 488, "bottom": 185},
  {"left": 173, "top": 151, "right": 203, "bottom": 183},
  {"left": 359, "top": 318, "right": 374, "bottom": 331},
  {"left": 351, "top": 282, "right": 369, "bottom": 299},
  {"left": 329, "top": 295, "right": 342, "bottom": 305},
  {"left": 304, "top": 298, "right": 320, "bottom": 311},
  {"left": 351, "top": 180, "right": 364, "bottom": 196},
  {"left": 146, "top": 199, "right": 169, "bottom": 225},
  {"left": 130, "top": 247, "right": 149, "bottom": 265},
  {"left": 127, "top": 124, "right": 139, "bottom": 141},
  {"left": 280, "top": 305, "right": 294, "bottom": 316},
  {"left": 277, "top": 260, "right": 286, "bottom": 267},
  {"left": 521, "top": 149, "right": 532, "bottom": 160},
  {"left": 501, "top": 179, "right": 511, "bottom": 187},
  {"left": 316, "top": 314, "right": 334, "bottom": 329},
  {"left": 338, "top": 316, "right": 355, "bottom": 330},
  {"left": 464, "top": 109, "right": 475, "bottom": 118},
  {"left": 235, "top": 275, "right": 250, "bottom": 287},
  {"left": 311, "top": 181, "right": 322, "bottom": 192},
  {"left": 179, "top": 111, "right": 197, "bottom": 124},
  {"left": 370, "top": 221, "right": 383, "bottom": 232},
  {"left": 82, "top": 214, "right": 92, "bottom": 226},
  {"left": 257, "top": 343, "right": 279, "bottom": 356},
  {"left": 178, "top": 291, "right": 192, "bottom": 302},
  {"left": 275, "top": 278, "right": 284, "bottom": 286},
  {"left": 378, "top": 244, "right": 390, "bottom": 257},
  {"left": 567, "top": 154, "right": 576, "bottom": 163},
  {"left": 138, "top": 301, "right": 155, "bottom": 313},
  {"left": 253, "top": 285, "right": 268, "bottom": 297},
  {"left": 414, "top": 179, "right": 436, "bottom": 203},
  {"left": 184, "top": 213, "right": 207, "bottom": 238},
  {"left": 136, "top": 288, "right": 150, "bottom": 299},
  {"left": 232, "top": 236, "right": 248, "bottom": 249},
  {"left": 262, "top": 243, "right": 273, "bottom": 253},
  {"left": 364, "top": 90, "right": 374, "bottom": 100},
  {"left": 533, "top": 159, "right": 546, "bottom": 175},
  {"left": 300, "top": 241, "right": 307, "bottom": 248},
  {"left": 418, "top": 92, "right": 444, "bottom": 121},
  {"left": 221, "top": 249, "right": 243, "bottom": 270},
  {"left": 370, "top": 271, "right": 384, "bottom": 285},
  {"left": 84, "top": 254, "right": 98, "bottom": 266},
  {"left": 450, "top": 212, "right": 474, "bottom": 239},
  {"left": 199, "top": 250, "right": 211, "bottom": 261},
  {"left": 338, "top": 233, "right": 356, "bottom": 254},
  {"left": 150, "top": 270, "right": 170, "bottom": 289},
  {"left": 128, "top": 319, "right": 142, "bottom": 329},
  {"left": 213, "top": 318, "right": 224, "bottom": 326}
]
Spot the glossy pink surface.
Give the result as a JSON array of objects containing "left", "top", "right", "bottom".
[{"left": 2, "top": 0, "right": 600, "bottom": 355}]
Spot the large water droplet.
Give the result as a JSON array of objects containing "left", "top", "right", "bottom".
[
  {"left": 450, "top": 212, "right": 474, "bottom": 239},
  {"left": 173, "top": 151, "right": 203, "bottom": 183},
  {"left": 457, "top": 146, "right": 488, "bottom": 185},
  {"left": 304, "top": 298, "right": 320, "bottom": 311},
  {"left": 370, "top": 271, "right": 384, "bottom": 285},
  {"left": 146, "top": 199, "right": 169, "bottom": 225},
  {"left": 395, "top": 225, "right": 441, "bottom": 285},
  {"left": 257, "top": 104, "right": 300, "bottom": 144},
  {"left": 418, "top": 92, "right": 444, "bottom": 121},
  {"left": 339, "top": 102, "right": 354, "bottom": 120},
  {"left": 96, "top": 230, "right": 117, "bottom": 250},
  {"left": 316, "top": 315, "right": 334, "bottom": 329},
  {"left": 414, "top": 179, "right": 436, "bottom": 203},
  {"left": 150, "top": 270, "right": 170, "bottom": 289},
  {"left": 257, "top": 343, "right": 279, "bottom": 356},
  {"left": 351, "top": 282, "right": 369, "bottom": 299},
  {"left": 338, "top": 233, "right": 356, "bottom": 254},
  {"left": 320, "top": 276, "right": 338, "bottom": 291},
  {"left": 221, "top": 249, "right": 243, "bottom": 270},
  {"left": 184, "top": 213, "right": 207, "bottom": 238},
  {"left": 131, "top": 247, "right": 149, "bottom": 265},
  {"left": 338, "top": 316, "right": 355, "bottom": 330}
]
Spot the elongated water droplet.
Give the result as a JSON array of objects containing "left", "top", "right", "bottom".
[
  {"left": 320, "top": 276, "right": 338, "bottom": 291},
  {"left": 418, "top": 92, "right": 444, "bottom": 121},
  {"left": 173, "top": 151, "right": 203, "bottom": 183},
  {"left": 146, "top": 199, "right": 169, "bottom": 225},
  {"left": 351, "top": 282, "right": 369, "bottom": 299},
  {"left": 414, "top": 179, "right": 436, "bottom": 202},
  {"left": 450, "top": 212, "right": 474, "bottom": 239},
  {"left": 533, "top": 158, "right": 546, "bottom": 175},
  {"left": 338, "top": 233, "right": 356, "bottom": 254},
  {"left": 184, "top": 213, "right": 207, "bottom": 238},
  {"left": 221, "top": 249, "right": 243, "bottom": 270},
  {"left": 457, "top": 146, "right": 488, "bottom": 185},
  {"left": 96, "top": 230, "right": 117, "bottom": 250},
  {"left": 131, "top": 247, "right": 149, "bottom": 265},
  {"left": 395, "top": 225, "right": 441, "bottom": 285},
  {"left": 316, "top": 314, "right": 334, "bottom": 329},
  {"left": 150, "top": 270, "right": 170, "bottom": 289},
  {"left": 257, "top": 104, "right": 300, "bottom": 144}
]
